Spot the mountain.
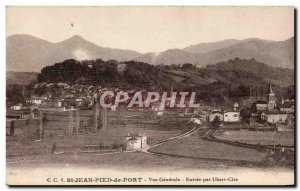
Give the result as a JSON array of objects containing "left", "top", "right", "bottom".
[
  {"left": 7, "top": 34, "right": 141, "bottom": 72},
  {"left": 198, "top": 37, "right": 294, "bottom": 69},
  {"left": 7, "top": 71, "right": 38, "bottom": 85},
  {"left": 134, "top": 49, "right": 199, "bottom": 65},
  {"left": 7, "top": 34, "right": 294, "bottom": 72},
  {"left": 183, "top": 39, "right": 240, "bottom": 53},
  {"left": 135, "top": 37, "right": 294, "bottom": 69}
]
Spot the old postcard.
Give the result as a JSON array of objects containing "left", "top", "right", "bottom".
[{"left": 6, "top": 6, "right": 295, "bottom": 186}]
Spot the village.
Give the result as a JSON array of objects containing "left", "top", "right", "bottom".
[
  {"left": 5, "top": 5, "right": 296, "bottom": 186},
  {"left": 6, "top": 78, "right": 295, "bottom": 155},
  {"left": 7, "top": 81, "right": 295, "bottom": 125}
]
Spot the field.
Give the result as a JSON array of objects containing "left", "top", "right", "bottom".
[
  {"left": 7, "top": 151, "right": 234, "bottom": 172},
  {"left": 6, "top": 109, "right": 294, "bottom": 172},
  {"left": 149, "top": 130, "right": 269, "bottom": 164},
  {"left": 7, "top": 109, "right": 193, "bottom": 158},
  {"left": 214, "top": 130, "right": 294, "bottom": 147}
]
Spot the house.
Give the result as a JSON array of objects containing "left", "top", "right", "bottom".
[
  {"left": 75, "top": 98, "right": 83, "bottom": 106},
  {"left": 190, "top": 118, "right": 202, "bottom": 125},
  {"left": 260, "top": 110, "right": 289, "bottom": 124},
  {"left": 208, "top": 111, "right": 224, "bottom": 122},
  {"left": 157, "top": 111, "right": 164, "bottom": 116},
  {"left": 10, "top": 103, "right": 22, "bottom": 110},
  {"left": 111, "top": 105, "right": 117, "bottom": 111},
  {"left": 126, "top": 137, "right": 140, "bottom": 150},
  {"left": 151, "top": 104, "right": 164, "bottom": 112},
  {"left": 42, "top": 99, "right": 64, "bottom": 108},
  {"left": 224, "top": 110, "right": 240, "bottom": 122},
  {"left": 26, "top": 97, "right": 43, "bottom": 105},
  {"left": 125, "top": 133, "right": 147, "bottom": 150},
  {"left": 252, "top": 101, "right": 268, "bottom": 111},
  {"left": 279, "top": 100, "right": 294, "bottom": 113}
]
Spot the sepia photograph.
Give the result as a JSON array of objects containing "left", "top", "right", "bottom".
[{"left": 5, "top": 6, "right": 295, "bottom": 186}]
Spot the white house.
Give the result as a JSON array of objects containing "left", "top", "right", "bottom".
[
  {"left": 111, "top": 105, "right": 117, "bottom": 111},
  {"left": 279, "top": 101, "right": 294, "bottom": 113},
  {"left": 26, "top": 97, "right": 43, "bottom": 105},
  {"left": 224, "top": 111, "right": 240, "bottom": 122},
  {"left": 190, "top": 118, "right": 202, "bottom": 125},
  {"left": 157, "top": 111, "right": 164, "bottom": 116},
  {"left": 261, "top": 111, "right": 289, "bottom": 124},
  {"left": 10, "top": 103, "right": 22, "bottom": 110},
  {"left": 125, "top": 133, "right": 147, "bottom": 150}
]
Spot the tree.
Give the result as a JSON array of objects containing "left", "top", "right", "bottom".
[
  {"left": 9, "top": 121, "right": 15, "bottom": 136},
  {"left": 181, "top": 63, "right": 194, "bottom": 70},
  {"left": 285, "top": 117, "right": 292, "bottom": 126},
  {"left": 240, "top": 107, "right": 252, "bottom": 125},
  {"left": 211, "top": 116, "right": 221, "bottom": 130},
  {"left": 42, "top": 115, "right": 48, "bottom": 125},
  {"left": 25, "top": 118, "right": 31, "bottom": 125}
]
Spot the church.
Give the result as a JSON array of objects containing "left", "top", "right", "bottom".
[
  {"left": 252, "top": 85, "right": 289, "bottom": 124},
  {"left": 252, "top": 85, "right": 276, "bottom": 112}
]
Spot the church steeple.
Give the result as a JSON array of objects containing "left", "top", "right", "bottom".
[
  {"left": 267, "top": 85, "right": 276, "bottom": 110},
  {"left": 269, "top": 84, "right": 274, "bottom": 94}
]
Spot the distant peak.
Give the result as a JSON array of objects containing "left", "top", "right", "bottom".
[
  {"left": 69, "top": 35, "right": 85, "bottom": 40},
  {"left": 58, "top": 35, "right": 88, "bottom": 44}
]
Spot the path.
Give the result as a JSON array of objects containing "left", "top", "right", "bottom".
[{"left": 139, "top": 125, "right": 200, "bottom": 153}]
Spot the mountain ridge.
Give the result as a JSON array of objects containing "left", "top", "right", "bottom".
[
  {"left": 7, "top": 34, "right": 294, "bottom": 72},
  {"left": 7, "top": 34, "right": 142, "bottom": 72}
]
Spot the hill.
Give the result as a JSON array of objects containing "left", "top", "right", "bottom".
[
  {"left": 37, "top": 59, "right": 171, "bottom": 90},
  {"left": 162, "top": 58, "right": 294, "bottom": 90},
  {"left": 205, "top": 58, "right": 294, "bottom": 86},
  {"left": 8, "top": 58, "right": 293, "bottom": 104},
  {"left": 37, "top": 58, "right": 294, "bottom": 90}
]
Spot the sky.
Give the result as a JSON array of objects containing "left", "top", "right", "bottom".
[{"left": 6, "top": 6, "right": 294, "bottom": 53}]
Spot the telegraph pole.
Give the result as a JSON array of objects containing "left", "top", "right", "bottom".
[
  {"left": 94, "top": 101, "right": 99, "bottom": 132},
  {"left": 68, "top": 110, "right": 74, "bottom": 135},
  {"left": 102, "top": 107, "right": 107, "bottom": 130},
  {"left": 75, "top": 109, "right": 79, "bottom": 136},
  {"left": 39, "top": 110, "right": 43, "bottom": 140}
]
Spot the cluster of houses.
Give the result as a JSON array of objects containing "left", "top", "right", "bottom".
[
  {"left": 6, "top": 82, "right": 101, "bottom": 119},
  {"left": 252, "top": 85, "right": 294, "bottom": 124},
  {"left": 6, "top": 103, "right": 39, "bottom": 119},
  {"left": 205, "top": 85, "right": 294, "bottom": 127},
  {"left": 207, "top": 102, "right": 240, "bottom": 123},
  {"left": 6, "top": 80, "right": 295, "bottom": 128}
]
